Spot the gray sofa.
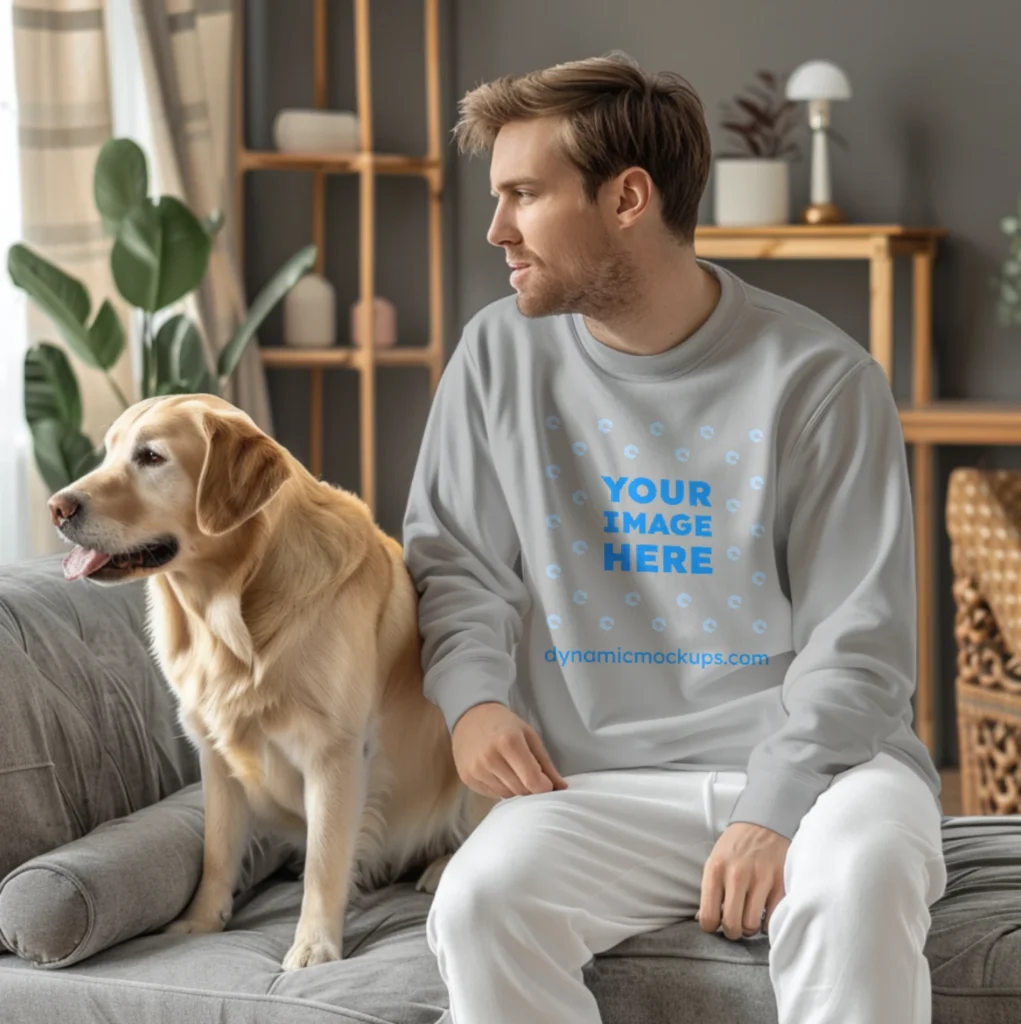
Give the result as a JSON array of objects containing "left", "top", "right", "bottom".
[{"left": 0, "top": 555, "right": 1019, "bottom": 1024}]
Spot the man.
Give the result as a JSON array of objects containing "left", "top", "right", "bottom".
[{"left": 402, "top": 52, "right": 946, "bottom": 1024}]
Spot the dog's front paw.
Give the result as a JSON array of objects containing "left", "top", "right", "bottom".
[
  {"left": 415, "top": 853, "right": 453, "bottom": 894},
  {"left": 283, "top": 934, "right": 342, "bottom": 970},
  {"left": 162, "top": 912, "right": 228, "bottom": 936}
]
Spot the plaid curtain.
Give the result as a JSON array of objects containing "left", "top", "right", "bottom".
[{"left": 12, "top": 0, "right": 131, "bottom": 554}]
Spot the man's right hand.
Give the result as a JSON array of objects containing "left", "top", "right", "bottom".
[{"left": 451, "top": 702, "right": 569, "bottom": 799}]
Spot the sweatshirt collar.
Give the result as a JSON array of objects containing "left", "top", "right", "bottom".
[{"left": 568, "top": 260, "right": 745, "bottom": 381}]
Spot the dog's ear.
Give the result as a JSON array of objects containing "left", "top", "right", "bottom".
[{"left": 195, "top": 412, "right": 291, "bottom": 536}]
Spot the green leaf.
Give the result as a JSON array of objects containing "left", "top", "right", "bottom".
[
  {"left": 86, "top": 300, "right": 125, "bottom": 370},
  {"left": 141, "top": 331, "right": 153, "bottom": 399},
  {"left": 73, "top": 443, "right": 105, "bottom": 478},
  {"left": 94, "top": 138, "right": 148, "bottom": 234},
  {"left": 29, "top": 419, "right": 98, "bottom": 494},
  {"left": 153, "top": 314, "right": 215, "bottom": 393},
  {"left": 111, "top": 196, "right": 211, "bottom": 312},
  {"left": 1002, "top": 216, "right": 1019, "bottom": 236},
  {"left": 218, "top": 244, "right": 316, "bottom": 380},
  {"left": 24, "top": 343, "right": 82, "bottom": 430},
  {"left": 202, "top": 210, "right": 224, "bottom": 237},
  {"left": 155, "top": 380, "right": 197, "bottom": 396},
  {"left": 7, "top": 243, "right": 98, "bottom": 364}
]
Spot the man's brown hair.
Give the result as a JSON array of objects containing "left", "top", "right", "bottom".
[{"left": 453, "top": 52, "right": 712, "bottom": 243}]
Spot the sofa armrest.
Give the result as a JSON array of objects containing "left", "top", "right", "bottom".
[
  {"left": 0, "top": 782, "right": 301, "bottom": 968},
  {"left": 0, "top": 555, "right": 199, "bottom": 884}
]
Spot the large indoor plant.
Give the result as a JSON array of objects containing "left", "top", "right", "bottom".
[
  {"left": 8, "top": 137, "right": 316, "bottom": 493},
  {"left": 713, "top": 70, "right": 802, "bottom": 227}
]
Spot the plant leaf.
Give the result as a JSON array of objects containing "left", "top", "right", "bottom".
[
  {"left": 111, "top": 197, "right": 211, "bottom": 312},
  {"left": 7, "top": 243, "right": 102, "bottom": 364},
  {"left": 736, "top": 98, "right": 772, "bottom": 124},
  {"left": 141, "top": 331, "right": 152, "bottom": 400},
  {"left": 87, "top": 300, "right": 126, "bottom": 370},
  {"left": 94, "top": 138, "right": 148, "bottom": 235},
  {"left": 217, "top": 244, "right": 316, "bottom": 381},
  {"left": 153, "top": 314, "right": 215, "bottom": 393},
  {"left": 73, "top": 443, "right": 105, "bottom": 479},
  {"left": 24, "top": 343, "right": 82, "bottom": 430},
  {"left": 29, "top": 419, "right": 97, "bottom": 494}
]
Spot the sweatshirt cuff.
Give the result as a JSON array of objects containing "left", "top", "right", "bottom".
[
  {"left": 425, "top": 657, "right": 514, "bottom": 735},
  {"left": 728, "top": 766, "right": 832, "bottom": 840}
]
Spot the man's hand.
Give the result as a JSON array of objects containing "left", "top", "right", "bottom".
[
  {"left": 697, "top": 822, "right": 790, "bottom": 940},
  {"left": 451, "top": 702, "right": 569, "bottom": 799}
]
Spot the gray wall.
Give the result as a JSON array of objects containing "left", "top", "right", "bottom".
[{"left": 246, "top": 0, "right": 1021, "bottom": 768}]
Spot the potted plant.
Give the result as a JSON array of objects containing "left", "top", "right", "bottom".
[
  {"left": 8, "top": 137, "right": 316, "bottom": 493},
  {"left": 713, "top": 70, "right": 802, "bottom": 227}
]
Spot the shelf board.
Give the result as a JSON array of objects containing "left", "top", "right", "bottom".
[
  {"left": 694, "top": 224, "right": 947, "bottom": 260},
  {"left": 259, "top": 345, "right": 437, "bottom": 369},
  {"left": 696, "top": 225, "right": 947, "bottom": 239},
  {"left": 899, "top": 402, "right": 1021, "bottom": 445},
  {"left": 239, "top": 149, "right": 439, "bottom": 177}
]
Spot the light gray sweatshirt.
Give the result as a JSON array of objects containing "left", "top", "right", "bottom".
[{"left": 402, "top": 260, "right": 941, "bottom": 839}]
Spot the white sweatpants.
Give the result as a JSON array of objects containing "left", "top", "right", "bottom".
[{"left": 427, "top": 752, "right": 947, "bottom": 1024}]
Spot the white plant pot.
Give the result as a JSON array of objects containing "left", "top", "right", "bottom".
[{"left": 713, "top": 158, "right": 790, "bottom": 227}]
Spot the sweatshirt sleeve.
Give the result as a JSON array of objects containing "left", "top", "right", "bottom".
[
  {"left": 402, "top": 335, "right": 532, "bottom": 734},
  {"left": 728, "top": 359, "right": 917, "bottom": 839}
]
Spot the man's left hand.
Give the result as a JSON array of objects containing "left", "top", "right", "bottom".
[{"left": 697, "top": 822, "right": 790, "bottom": 940}]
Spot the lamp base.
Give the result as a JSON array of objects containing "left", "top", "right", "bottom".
[{"left": 801, "top": 202, "right": 846, "bottom": 225}]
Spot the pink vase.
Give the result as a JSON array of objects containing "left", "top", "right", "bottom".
[{"left": 350, "top": 297, "right": 397, "bottom": 348}]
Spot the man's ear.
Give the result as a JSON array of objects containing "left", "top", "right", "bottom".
[{"left": 195, "top": 412, "right": 291, "bottom": 536}]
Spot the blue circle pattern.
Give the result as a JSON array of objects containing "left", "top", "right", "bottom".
[{"left": 544, "top": 417, "right": 775, "bottom": 642}]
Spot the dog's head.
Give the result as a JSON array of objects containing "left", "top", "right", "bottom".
[{"left": 48, "top": 394, "right": 292, "bottom": 585}]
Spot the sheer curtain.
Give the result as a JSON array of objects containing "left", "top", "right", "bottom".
[{"left": 0, "top": 0, "right": 32, "bottom": 566}]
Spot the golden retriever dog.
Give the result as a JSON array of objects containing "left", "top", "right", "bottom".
[{"left": 47, "top": 393, "right": 493, "bottom": 970}]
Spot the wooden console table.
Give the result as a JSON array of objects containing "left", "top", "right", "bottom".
[{"left": 694, "top": 225, "right": 945, "bottom": 752}]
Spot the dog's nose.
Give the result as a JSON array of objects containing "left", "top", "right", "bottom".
[{"left": 48, "top": 491, "right": 83, "bottom": 526}]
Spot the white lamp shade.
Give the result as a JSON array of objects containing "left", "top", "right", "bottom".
[{"left": 785, "top": 60, "right": 852, "bottom": 101}]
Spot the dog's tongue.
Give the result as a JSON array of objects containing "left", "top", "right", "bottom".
[{"left": 62, "top": 546, "right": 111, "bottom": 581}]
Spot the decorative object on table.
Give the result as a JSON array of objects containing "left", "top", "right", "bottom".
[
  {"left": 713, "top": 70, "right": 801, "bottom": 227},
  {"left": 785, "top": 60, "right": 852, "bottom": 225},
  {"left": 283, "top": 274, "right": 336, "bottom": 348},
  {"left": 7, "top": 137, "right": 316, "bottom": 493},
  {"left": 350, "top": 296, "right": 397, "bottom": 348},
  {"left": 272, "top": 109, "right": 360, "bottom": 153},
  {"left": 995, "top": 197, "right": 1021, "bottom": 326}
]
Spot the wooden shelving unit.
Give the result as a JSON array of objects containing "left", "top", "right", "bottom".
[
  {"left": 234, "top": 0, "right": 445, "bottom": 513},
  {"left": 695, "top": 224, "right": 1021, "bottom": 758}
]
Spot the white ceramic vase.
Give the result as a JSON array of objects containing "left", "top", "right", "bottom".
[
  {"left": 713, "top": 158, "right": 790, "bottom": 227},
  {"left": 283, "top": 274, "right": 336, "bottom": 348}
]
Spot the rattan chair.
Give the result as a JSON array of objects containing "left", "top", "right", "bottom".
[{"left": 946, "top": 468, "right": 1021, "bottom": 814}]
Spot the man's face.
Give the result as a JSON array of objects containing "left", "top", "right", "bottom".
[{"left": 487, "top": 117, "right": 637, "bottom": 319}]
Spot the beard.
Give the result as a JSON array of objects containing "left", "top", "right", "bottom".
[{"left": 513, "top": 234, "right": 640, "bottom": 320}]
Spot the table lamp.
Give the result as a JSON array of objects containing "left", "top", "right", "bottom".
[{"left": 785, "top": 60, "right": 852, "bottom": 224}]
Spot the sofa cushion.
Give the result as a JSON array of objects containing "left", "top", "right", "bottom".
[
  {"left": 0, "top": 556, "right": 199, "bottom": 891},
  {"left": 0, "top": 816, "right": 1018, "bottom": 1024},
  {"left": 0, "top": 783, "right": 301, "bottom": 968}
]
